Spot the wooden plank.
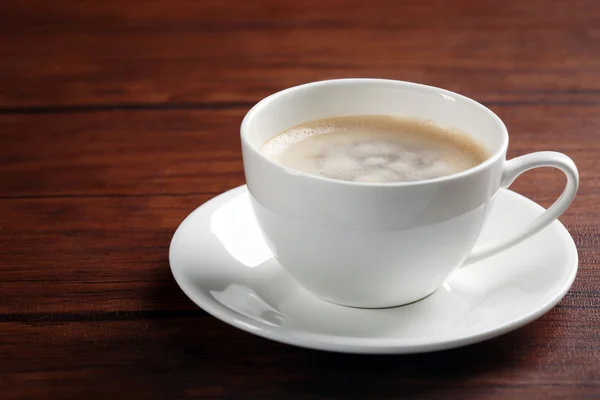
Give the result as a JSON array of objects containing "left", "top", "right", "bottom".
[
  {"left": 0, "top": 1, "right": 600, "bottom": 108},
  {"left": 0, "top": 109, "right": 245, "bottom": 197},
  {"left": 2, "top": 0, "right": 600, "bottom": 32},
  {"left": 0, "top": 317, "right": 599, "bottom": 399}
]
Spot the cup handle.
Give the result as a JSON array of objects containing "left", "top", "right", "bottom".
[{"left": 463, "top": 151, "right": 579, "bottom": 266}]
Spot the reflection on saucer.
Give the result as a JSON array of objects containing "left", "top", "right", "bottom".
[{"left": 210, "top": 284, "right": 287, "bottom": 327}]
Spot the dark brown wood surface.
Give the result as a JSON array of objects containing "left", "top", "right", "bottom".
[{"left": 1, "top": 0, "right": 599, "bottom": 398}]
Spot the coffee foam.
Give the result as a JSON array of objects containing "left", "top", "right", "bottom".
[{"left": 260, "top": 115, "right": 489, "bottom": 183}]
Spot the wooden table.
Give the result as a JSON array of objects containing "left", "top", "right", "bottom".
[{"left": 1, "top": 1, "right": 599, "bottom": 398}]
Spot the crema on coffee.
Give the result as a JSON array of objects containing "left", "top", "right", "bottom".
[{"left": 260, "top": 115, "right": 489, "bottom": 183}]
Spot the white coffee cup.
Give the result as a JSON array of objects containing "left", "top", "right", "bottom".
[{"left": 240, "top": 79, "right": 579, "bottom": 308}]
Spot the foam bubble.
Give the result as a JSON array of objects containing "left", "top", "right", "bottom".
[
  {"left": 351, "top": 141, "right": 399, "bottom": 158},
  {"left": 363, "top": 156, "right": 388, "bottom": 166},
  {"left": 355, "top": 169, "right": 398, "bottom": 182},
  {"left": 319, "top": 155, "right": 361, "bottom": 178},
  {"left": 388, "top": 160, "right": 413, "bottom": 174}
]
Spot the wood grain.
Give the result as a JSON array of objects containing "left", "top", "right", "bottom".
[{"left": 0, "top": 0, "right": 599, "bottom": 398}]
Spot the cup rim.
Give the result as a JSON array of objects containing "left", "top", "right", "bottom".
[{"left": 241, "top": 78, "right": 509, "bottom": 187}]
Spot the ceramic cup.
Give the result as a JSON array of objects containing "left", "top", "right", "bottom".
[{"left": 240, "top": 79, "right": 579, "bottom": 308}]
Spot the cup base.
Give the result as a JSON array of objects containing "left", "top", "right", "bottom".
[{"left": 312, "top": 288, "right": 439, "bottom": 309}]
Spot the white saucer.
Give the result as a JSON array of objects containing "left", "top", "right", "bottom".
[{"left": 169, "top": 185, "right": 578, "bottom": 354}]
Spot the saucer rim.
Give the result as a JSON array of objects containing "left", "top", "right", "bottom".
[{"left": 169, "top": 185, "right": 578, "bottom": 354}]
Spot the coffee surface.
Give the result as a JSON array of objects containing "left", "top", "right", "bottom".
[{"left": 260, "top": 115, "right": 489, "bottom": 183}]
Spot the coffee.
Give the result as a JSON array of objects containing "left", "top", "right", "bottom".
[{"left": 260, "top": 115, "right": 489, "bottom": 183}]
